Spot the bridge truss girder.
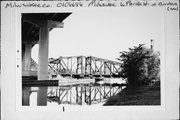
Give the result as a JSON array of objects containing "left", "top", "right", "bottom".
[{"left": 48, "top": 56, "right": 121, "bottom": 78}]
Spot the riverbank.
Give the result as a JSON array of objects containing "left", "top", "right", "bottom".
[{"left": 104, "top": 81, "right": 160, "bottom": 105}]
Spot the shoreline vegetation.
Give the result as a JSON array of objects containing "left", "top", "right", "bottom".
[
  {"left": 103, "top": 44, "right": 161, "bottom": 106},
  {"left": 104, "top": 81, "right": 160, "bottom": 105}
]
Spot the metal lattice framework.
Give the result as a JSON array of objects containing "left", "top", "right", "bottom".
[{"left": 48, "top": 56, "right": 121, "bottom": 78}]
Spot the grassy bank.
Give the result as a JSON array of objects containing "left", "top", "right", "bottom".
[{"left": 104, "top": 82, "right": 160, "bottom": 105}]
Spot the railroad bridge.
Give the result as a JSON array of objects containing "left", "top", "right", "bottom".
[
  {"left": 21, "top": 13, "right": 126, "bottom": 106},
  {"left": 48, "top": 55, "right": 121, "bottom": 79}
]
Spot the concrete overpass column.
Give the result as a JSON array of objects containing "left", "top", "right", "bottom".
[
  {"left": 24, "top": 43, "right": 32, "bottom": 71},
  {"left": 37, "top": 21, "right": 49, "bottom": 106},
  {"left": 22, "top": 43, "right": 32, "bottom": 106}
]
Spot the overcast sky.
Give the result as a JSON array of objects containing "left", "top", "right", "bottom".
[{"left": 32, "top": 7, "right": 163, "bottom": 63}]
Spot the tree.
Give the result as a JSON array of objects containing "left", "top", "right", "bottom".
[{"left": 118, "top": 44, "right": 160, "bottom": 88}]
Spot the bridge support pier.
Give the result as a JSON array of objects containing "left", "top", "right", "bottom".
[
  {"left": 37, "top": 21, "right": 49, "bottom": 106},
  {"left": 22, "top": 43, "right": 32, "bottom": 106},
  {"left": 22, "top": 43, "right": 32, "bottom": 71}
]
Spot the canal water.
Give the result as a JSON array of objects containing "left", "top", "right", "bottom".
[{"left": 29, "top": 78, "right": 126, "bottom": 106}]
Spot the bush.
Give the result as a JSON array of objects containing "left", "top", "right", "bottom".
[{"left": 118, "top": 44, "right": 160, "bottom": 88}]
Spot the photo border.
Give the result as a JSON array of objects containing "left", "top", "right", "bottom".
[{"left": 1, "top": 1, "right": 179, "bottom": 119}]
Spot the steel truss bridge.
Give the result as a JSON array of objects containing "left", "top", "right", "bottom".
[{"left": 48, "top": 56, "right": 121, "bottom": 79}]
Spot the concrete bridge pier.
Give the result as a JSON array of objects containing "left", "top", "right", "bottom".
[
  {"left": 22, "top": 43, "right": 32, "bottom": 106},
  {"left": 37, "top": 20, "right": 49, "bottom": 106},
  {"left": 22, "top": 43, "right": 32, "bottom": 71}
]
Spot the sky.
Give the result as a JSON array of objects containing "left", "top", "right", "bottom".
[{"left": 32, "top": 7, "right": 163, "bottom": 63}]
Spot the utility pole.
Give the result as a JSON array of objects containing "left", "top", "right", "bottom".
[{"left": 150, "top": 39, "right": 154, "bottom": 51}]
